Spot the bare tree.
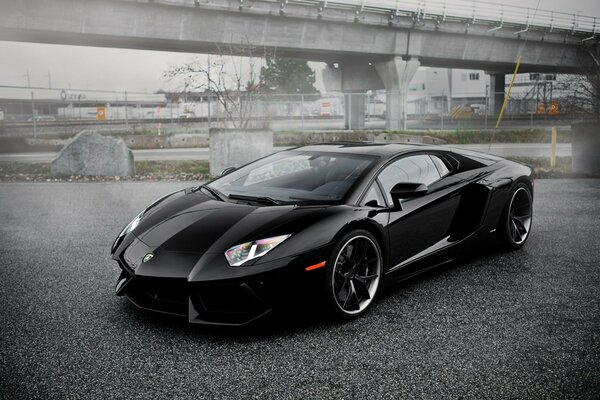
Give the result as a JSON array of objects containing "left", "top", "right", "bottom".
[
  {"left": 165, "top": 41, "right": 267, "bottom": 128},
  {"left": 555, "top": 42, "right": 600, "bottom": 120}
]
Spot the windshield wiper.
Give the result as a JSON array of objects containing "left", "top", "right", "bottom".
[
  {"left": 288, "top": 198, "right": 338, "bottom": 206},
  {"left": 228, "top": 194, "right": 285, "bottom": 206},
  {"left": 195, "top": 184, "right": 225, "bottom": 201}
]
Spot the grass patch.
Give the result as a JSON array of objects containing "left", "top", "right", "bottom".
[
  {"left": 438, "top": 129, "right": 570, "bottom": 144},
  {"left": 135, "top": 160, "right": 209, "bottom": 176},
  {"left": 508, "top": 156, "right": 574, "bottom": 179},
  {"left": 0, "top": 162, "right": 51, "bottom": 176},
  {"left": 275, "top": 129, "right": 570, "bottom": 144},
  {"left": 0, "top": 160, "right": 210, "bottom": 182}
]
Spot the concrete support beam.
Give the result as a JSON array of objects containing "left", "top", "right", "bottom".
[
  {"left": 344, "top": 93, "right": 366, "bottom": 130},
  {"left": 375, "top": 57, "right": 420, "bottom": 131},
  {"left": 490, "top": 74, "right": 506, "bottom": 116},
  {"left": 322, "top": 64, "right": 342, "bottom": 93},
  {"left": 322, "top": 62, "right": 383, "bottom": 130},
  {"left": 322, "top": 62, "right": 384, "bottom": 92}
]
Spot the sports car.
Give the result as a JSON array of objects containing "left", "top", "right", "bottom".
[{"left": 111, "top": 143, "right": 533, "bottom": 326}]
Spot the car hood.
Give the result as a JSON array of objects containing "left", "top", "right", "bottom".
[
  {"left": 132, "top": 189, "right": 329, "bottom": 255},
  {"left": 118, "top": 188, "right": 357, "bottom": 280}
]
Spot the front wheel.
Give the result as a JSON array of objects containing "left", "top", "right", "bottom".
[
  {"left": 325, "top": 230, "right": 383, "bottom": 319},
  {"left": 499, "top": 182, "right": 533, "bottom": 250}
]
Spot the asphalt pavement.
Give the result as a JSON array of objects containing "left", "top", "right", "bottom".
[
  {"left": 1, "top": 179, "right": 599, "bottom": 399},
  {"left": 0, "top": 143, "right": 572, "bottom": 163}
]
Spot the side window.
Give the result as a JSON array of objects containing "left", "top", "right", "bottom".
[
  {"left": 430, "top": 155, "right": 450, "bottom": 177},
  {"left": 378, "top": 155, "right": 441, "bottom": 204},
  {"left": 361, "top": 183, "right": 386, "bottom": 207}
]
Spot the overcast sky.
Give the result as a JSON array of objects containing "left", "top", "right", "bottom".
[{"left": 1, "top": 0, "right": 599, "bottom": 94}]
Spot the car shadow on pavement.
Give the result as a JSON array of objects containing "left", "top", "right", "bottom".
[
  {"left": 113, "top": 245, "right": 524, "bottom": 340},
  {"left": 115, "top": 296, "right": 336, "bottom": 340}
]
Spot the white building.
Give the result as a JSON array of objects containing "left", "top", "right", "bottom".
[{"left": 400, "top": 67, "right": 560, "bottom": 116}]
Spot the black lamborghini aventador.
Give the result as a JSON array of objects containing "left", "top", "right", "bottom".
[{"left": 111, "top": 143, "right": 533, "bottom": 325}]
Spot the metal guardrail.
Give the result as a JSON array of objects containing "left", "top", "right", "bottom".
[
  {"left": 171, "top": 0, "right": 598, "bottom": 36},
  {"left": 283, "top": 0, "right": 598, "bottom": 35}
]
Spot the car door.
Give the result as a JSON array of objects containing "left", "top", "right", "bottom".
[{"left": 377, "top": 153, "right": 462, "bottom": 271}]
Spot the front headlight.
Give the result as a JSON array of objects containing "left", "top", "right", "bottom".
[
  {"left": 112, "top": 210, "right": 145, "bottom": 253},
  {"left": 119, "top": 211, "right": 144, "bottom": 237},
  {"left": 224, "top": 234, "right": 291, "bottom": 266}
]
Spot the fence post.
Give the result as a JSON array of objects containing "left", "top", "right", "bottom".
[
  {"left": 550, "top": 126, "right": 557, "bottom": 168},
  {"left": 348, "top": 94, "right": 352, "bottom": 130},
  {"left": 530, "top": 111, "right": 533, "bottom": 131},
  {"left": 484, "top": 90, "right": 488, "bottom": 130},
  {"left": 441, "top": 95, "right": 444, "bottom": 131},
  {"left": 78, "top": 94, "right": 82, "bottom": 130},
  {"left": 301, "top": 94, "right": 305, "bottom": 130},
  {"left": 31, "top": 91, "right": 37, "bottom": 139}
]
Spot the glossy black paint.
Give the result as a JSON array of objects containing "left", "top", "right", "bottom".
[{"left": 112, "top": 143, "right": 533, "bottom": 325}]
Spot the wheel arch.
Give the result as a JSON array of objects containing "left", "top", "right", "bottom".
[
  {"left": 517, "top": 176, "right": 534, "bottom": 199},
  {"left": 331, "top": 218, "right": 388, "bottom": 272}
]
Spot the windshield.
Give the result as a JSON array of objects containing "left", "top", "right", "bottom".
[{"left": 209, "top": 151, "right": 377, "bottom": 204}]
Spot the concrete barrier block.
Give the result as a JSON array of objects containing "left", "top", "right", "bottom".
[
  {"left": 209, "top": 128, "right": 273, "bottom": 176},
  {"left": 572, "top": 122, "right": 600, "bottom": 177}
]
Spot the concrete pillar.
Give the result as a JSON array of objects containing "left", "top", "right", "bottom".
[
  {"left": 209, "top": 128, "right": 273, "bottom": 176},
  {"left": 375, "top": 57, "right": 420, "bottom": 131},
  {"left": 344, "top": 93, "right": 366, "bottom": 130},
  {"left": 490, "top": 74, "right": 505, "bottom": 116},
  {"left": 322, "top": 64, "right": 342, "bottom": 93},
  {"left": 322, "top": 62, "right": 382, "bottom": 130}
]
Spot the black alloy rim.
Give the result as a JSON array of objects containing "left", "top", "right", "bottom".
[
  {"left": 332, "top": 235, "right": 381, "bottom": 314},
  {"left": 509, "top": 187, "right": 533, "bottom": 245}
]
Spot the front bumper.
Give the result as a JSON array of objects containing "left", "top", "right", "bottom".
[{"left": 114, "top": 245, "right": 332, "bottom": 326}]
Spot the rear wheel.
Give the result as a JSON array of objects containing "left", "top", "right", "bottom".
[
  {"left": 499, "top": 182, "right": 533, "bottom": 250},
  {"left": 325, "top": 230, "right": 382, "bottom": 319}
]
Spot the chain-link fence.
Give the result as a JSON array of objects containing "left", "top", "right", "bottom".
[{"left": 0, "top": 85, "right": 593, "bottom": 138}]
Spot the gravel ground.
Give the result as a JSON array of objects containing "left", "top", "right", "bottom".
[{"left": 1, "top": 180, "right": 599, "bottom": 399}]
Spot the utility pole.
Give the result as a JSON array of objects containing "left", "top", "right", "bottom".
[
  {"left": 441, "top": 88, "right": 445, "bottom": 131},
  {"left": 31, "top": 91, "right": 37, "bottom": 138},
  {"left": 26, "top": 69, "right": 31, "bottom": 87}
]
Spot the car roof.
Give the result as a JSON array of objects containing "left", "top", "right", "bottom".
[
  {"left": 288, "top": 142, "right": 505, "bottom": 164},
  {"left": 287, "top": 142, "right": 439, "bottom": 158}
]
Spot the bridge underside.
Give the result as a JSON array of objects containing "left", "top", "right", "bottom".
[
  {"left": 0, "top": 0, "right": 592, "bottom": 74},
  {"left": 1, "top": 0, "right": 596, "bottom": 130}
]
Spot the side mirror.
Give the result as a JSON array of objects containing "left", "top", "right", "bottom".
[
  {"left": 390, "top": 182, "right": 428, "bottom": 210},
  {"left": 220, "top": 167, "right": 237, "bottom": 176}
]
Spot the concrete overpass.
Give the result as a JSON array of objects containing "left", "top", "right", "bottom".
[{"left": 1, "top": 0, "right": 598, "bottom": 129}]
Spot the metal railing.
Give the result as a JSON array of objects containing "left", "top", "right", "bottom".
[
  {"left": 307, "top": 0, "right": 598, "bottom": 33},
  {"left": 0, "top": 85, "right": 593, "bottom": 137},
  {"left": 161, "top": 0, "right": 600, "bottom": 35},
  {"left": 289, "top": 0, "right": 598, "bottom": 34}
]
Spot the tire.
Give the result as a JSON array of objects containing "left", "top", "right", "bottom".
[
  {"left": 498, "top": 182, "right": 533, "bottom": 250},
  {"left": 325, "top": 230, "right": 383, "bottom": 319}
]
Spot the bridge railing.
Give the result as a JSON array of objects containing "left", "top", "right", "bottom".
[
  {"left": 171, "top": 0, "right": 593, "bottom": 35},
  {"left": 293, "top": 0, "right": 597, "bottom": 34},
  {"left": 155, "top": 0, "right": 597, "bottom": 34}
]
